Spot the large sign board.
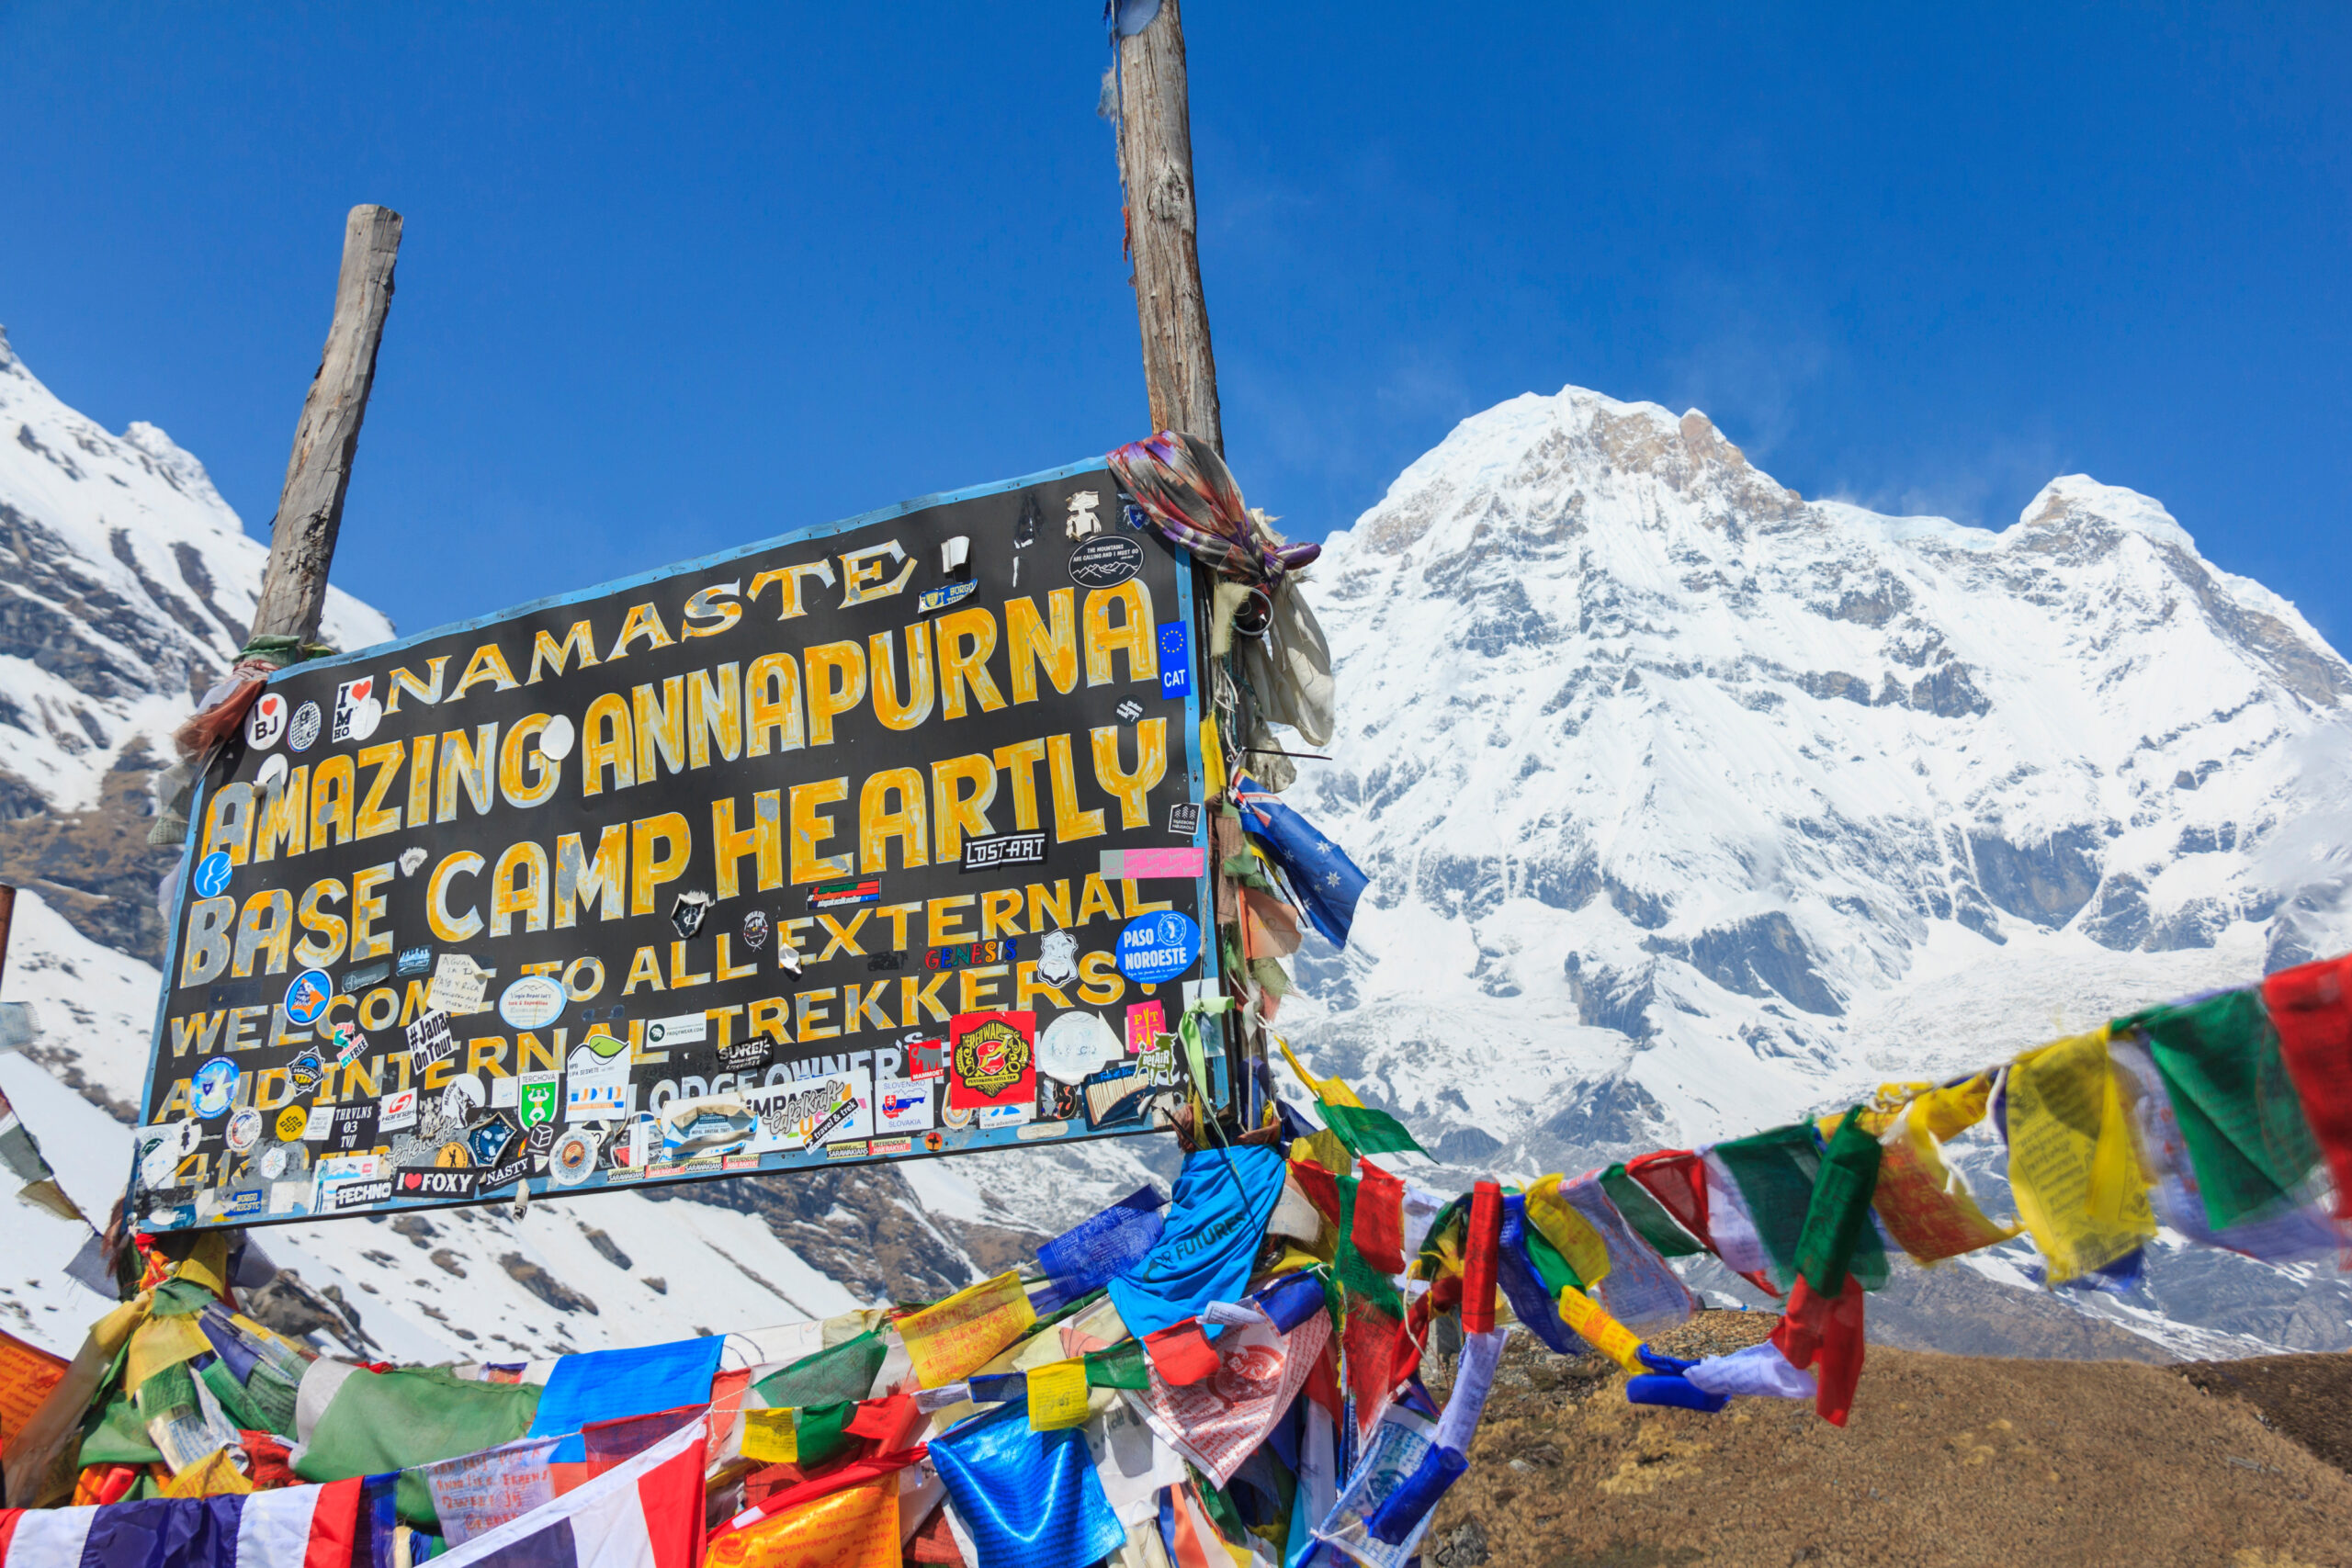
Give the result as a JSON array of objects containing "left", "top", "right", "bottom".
[{"left": 135, "top": 461, "right": 1222, "bottom": 1228}]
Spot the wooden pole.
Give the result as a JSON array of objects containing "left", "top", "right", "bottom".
[
  {"left": 247, "top": 205, "right": 404, "bottom": 645},
  {"left": 1109, "top": 1, "right": 1259, "bottom": 1126},
  {"left": 1113, "top": 0, "right": 1222, "bottom": 456},
  {"left": 0, "top": 884, "right": 15, "bottom": 997}
]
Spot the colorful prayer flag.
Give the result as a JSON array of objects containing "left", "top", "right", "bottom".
[
  {"left": 705, "top": 1480, "right": 899, "bottom": 1568},
  {"left": 899, "top": 1272, "right": 1038, "bottom": 1388}
]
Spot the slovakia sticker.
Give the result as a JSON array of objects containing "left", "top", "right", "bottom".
[{"left": 1115, "top": 911, "right": 1200, "bottom": 984}]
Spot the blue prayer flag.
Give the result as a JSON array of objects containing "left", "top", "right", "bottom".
[
  {"left": 1034, "top": 1184, "right": 1167, "bottom": 1313},
  {"left": 930, "top": 1404, "right": 1125, "bottom": 1568},
  {"left": 526, "top": 1335, "right": 725, "bottom": 1462}
]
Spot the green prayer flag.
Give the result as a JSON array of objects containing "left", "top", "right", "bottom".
[
  {"left": 292, "top": 1365, "right": 541, "bottom": 1531},
  {"left": 1713, "top": 1122, "right": 1888, "bottom": 1293},
  {"left": 196, "top": 1356, "right": 268, "bottom": 1434},
  {"left": 1516, "top": 1205, "right": 1586, "bottom": 1294},
  {"left": 2117, "top": 988, "right": 2324, "bottom": 1232},
  {"left": 1320, "top": 1102, "right": 1425, "bottom": 1159},
  {"left": 1083, "top": 1339, "right": 1150, "bottom": 1391},
  {"left": 753, "top": 1328, "right": 888, "bottom": 1409},
  {"left": 1600, "top": 1163, "right": 1704, "bottom": 1258},
  {"left": 794, "top": 1400, "right": 858, "bottom": 1467},
  {"left": 76, "top": 1388, "right": 163, "bottom": 1469},
  {"left": 1794, "top": 1108, "right": 1885, "bottom": 1296}
]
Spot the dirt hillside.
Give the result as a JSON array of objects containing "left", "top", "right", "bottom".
[{"left": 1422, "top": 1314, "right": 2352, "bottom": 1568}]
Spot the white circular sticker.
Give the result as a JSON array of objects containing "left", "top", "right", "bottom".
[
  {"left": 1036, "top": 1010, "right": 1124, "bottom": 1084},
  {"left": 226, "top": 1106, "right": 264, "bottom": 1153},
  {"left": 537, "top": 714, "right": 576, "bottom": 761},
  {"left": 549, "top": 1128, "right": 598, "bottom": 1187},
  {"left": 288, "top": 701, "right": 322, "bottom": 751},
  {"left": 499, "top": 975, "right": 567, "bottom": 1031},
  {"left": 244, "top": 692, "right": 288, "bottom": 750},
  {"left": 139, "top": 1122, "right": 201, "bottom": 1187},
  {"left": 257, "top": 752, "right": 288, "bottom": 789},
  {"left": 347, "top": 696, "right": 383, "bottom": 741}
]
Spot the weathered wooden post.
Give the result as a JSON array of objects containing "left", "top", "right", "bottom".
[
  {"left": 248, "top": 204, "right": 404, "bottom": 644},
  {"left": 1108, "top": 0, "right": 1262, "bottom": 1129}
]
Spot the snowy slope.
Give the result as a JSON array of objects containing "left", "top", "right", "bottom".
[
  {"left": 1283, "top": 387, "right": 2352, "bottom": 1173},
  {"left": 0, "top": 326, "right": 1021, "bottom": 1363},
  {"left": 1268, "top": 386, "right": 2352, "bottom": 1355}
]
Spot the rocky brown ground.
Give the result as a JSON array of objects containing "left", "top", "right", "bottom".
[{"left": 1421, "top": 1313, "right": 2352, "bottom": 1568}]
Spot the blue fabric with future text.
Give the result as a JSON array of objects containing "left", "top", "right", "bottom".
[
  {"left": 1106, "top": 1145, "right": 1287, "bottom": 1338},
  {"left": 526, "top": 1335, "right": 726, "bottom": 1461},
  {"left": 930, "top": 1403, "right": 1125, "bottom": 1568},
  {"left": 1231, "top": 773, "right": 1368, "bottom": 949},
  {"left": 1033, "top": 1184, "right": 1166, "bottom": 1312}
]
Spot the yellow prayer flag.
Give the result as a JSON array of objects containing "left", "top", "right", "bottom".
[
  {"left": 1871, "top": 1100, "right": 2018, "bottom": 1264},
  {"left": 2004, "top": 1029, "right": 2155, "bottom": 1282},
  {"left": 741, "top": 1407, "right": 798, "bottom": 1465},
  {"left": 125, "top": 1312, "right": 212, "bottom": 1393},
  {"left": 162, "top": 1447, "right": 254, "bottom": 1498},
  {"left": 1555, "top": 1284, "right": 1645, "bottom": 1374},
  {"left": 897, "top": 1270, "right": 1038, "bottom": 1388},
  {"left": 1276, "top": 1037, "right": 1364, "bottom": 1110},
  {"left": 1201, "top": 718, "right": 1228, "bottom": 799},
  {"left": 1522, "top": 1176, "right": 1612, "bottom": 1289},
  {"left": 705, "top": 1479, "right": 900, "bottom": 1568},
  {"left": 1026, "top": 1359, "right": 1092, "bottom": 1431}
]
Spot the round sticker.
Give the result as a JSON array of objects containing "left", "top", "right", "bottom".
[
  {"left": 139, "top": 1122, "right": 201, "bottom": 1188},
  {"left": 1036, "top": 1010, "right": 1124, "bottom": 1085},
  {"left": 346, "top": 697, "right": 383, "bottom": 741},
  {"left": 1069, "top": 534, "right": 1145, "bottom": 589},
  {"left": 226, "top": 1106, "right": 264, "bottom": 1153},
  {"left": 275, "top": 1105, "right": 310, "bottom": 1142},
  {"left": 741, "top": 909, "right": 770, "bottom": 952},
  {"left": 537, "top": 714, "right": 576, "bottom": 761},
  {"left": 1115, "top": 911, "right": 1201, "bottom": 984},
  {"left": 244, "top": 691, "right": 288, "bottom": 750},
  {"left": 549, "top": 1129, "right": 598, "bottom": 1186},
  {"left": 283, "top": 969, "right": 333, "bottom": 1026},
  {"left": 192, "top": 1059, "right": 240, "bottom": 1118},
  {"left": 257, "top": 752, "right": 289, "bottom": 790},
  {"left": 193, "top": 851, "right": 234, "bottom": 900},
  {"left": 433, "top": 1141, "right": 472, "bottom": 1168},
  {"left": 259, "top": 1142, "right": 309, "bottom": 1182},
  {"left": 940, "top": 1102, "right": 974, "bottom": 1131},
  {"left": 288, "top": 701, "right": 322, "bottom": 751},
  {"left": 498, "top": 975, "right": 567, "bottom": 1031},
  {"left": 922, "top": 1129, "right": 948, "bottom": 1152}
]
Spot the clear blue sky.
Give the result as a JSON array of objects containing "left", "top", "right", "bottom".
[{"left": 3, "top": 4, "right": 2346, "bottom": 642}]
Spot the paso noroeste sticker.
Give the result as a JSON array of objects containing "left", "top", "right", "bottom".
[
  {"left": 498, "top": 974, "right": 567, "bottom": 1031},
  {"left": 1115, "top": 910, "right": 1201, "bottom": 984}
]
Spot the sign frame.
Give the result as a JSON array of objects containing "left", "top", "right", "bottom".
[{"left": 136, "top": 457, "right": 1228, "bottom": 1229}]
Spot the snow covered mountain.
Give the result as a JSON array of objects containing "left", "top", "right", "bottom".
[
  {"left": 1272, "top": 385, "right": 2352, "bottom": 1352},
  {"left": 0, "top": 323, "right": 1104, "bottom": 1360}
]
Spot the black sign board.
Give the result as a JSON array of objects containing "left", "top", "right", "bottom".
[{"left": 137, "top": 461, "right": 1220, "bottom": 1228}]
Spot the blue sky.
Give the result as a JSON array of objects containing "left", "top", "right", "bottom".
[{"left": 3, "top": 4, "right": 2346, "bottom": 642}]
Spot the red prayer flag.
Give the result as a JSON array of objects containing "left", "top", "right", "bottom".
[
  {"left": 1287, "top": 1159, "right": 1341, "bottom": 1224},
  {"left": 1462, "top": 1182, "right": 1503, "bottom": 1334},
  {"left": 1144, "top": 1321, "right": 1222, "bottom": 1386},
  {"left": 1352, "top": 1164, "right": 1407, "bottom": 1276},
  {"left": 2263, "top": 953, "right": 2352, "bottom": 1221},
  {"left": 1341, "top": 1294, "right": 1400, "bottom": 1440},
  {"left": 1770, "top": 1275, "right": 1866, "bottom": 1427}
]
